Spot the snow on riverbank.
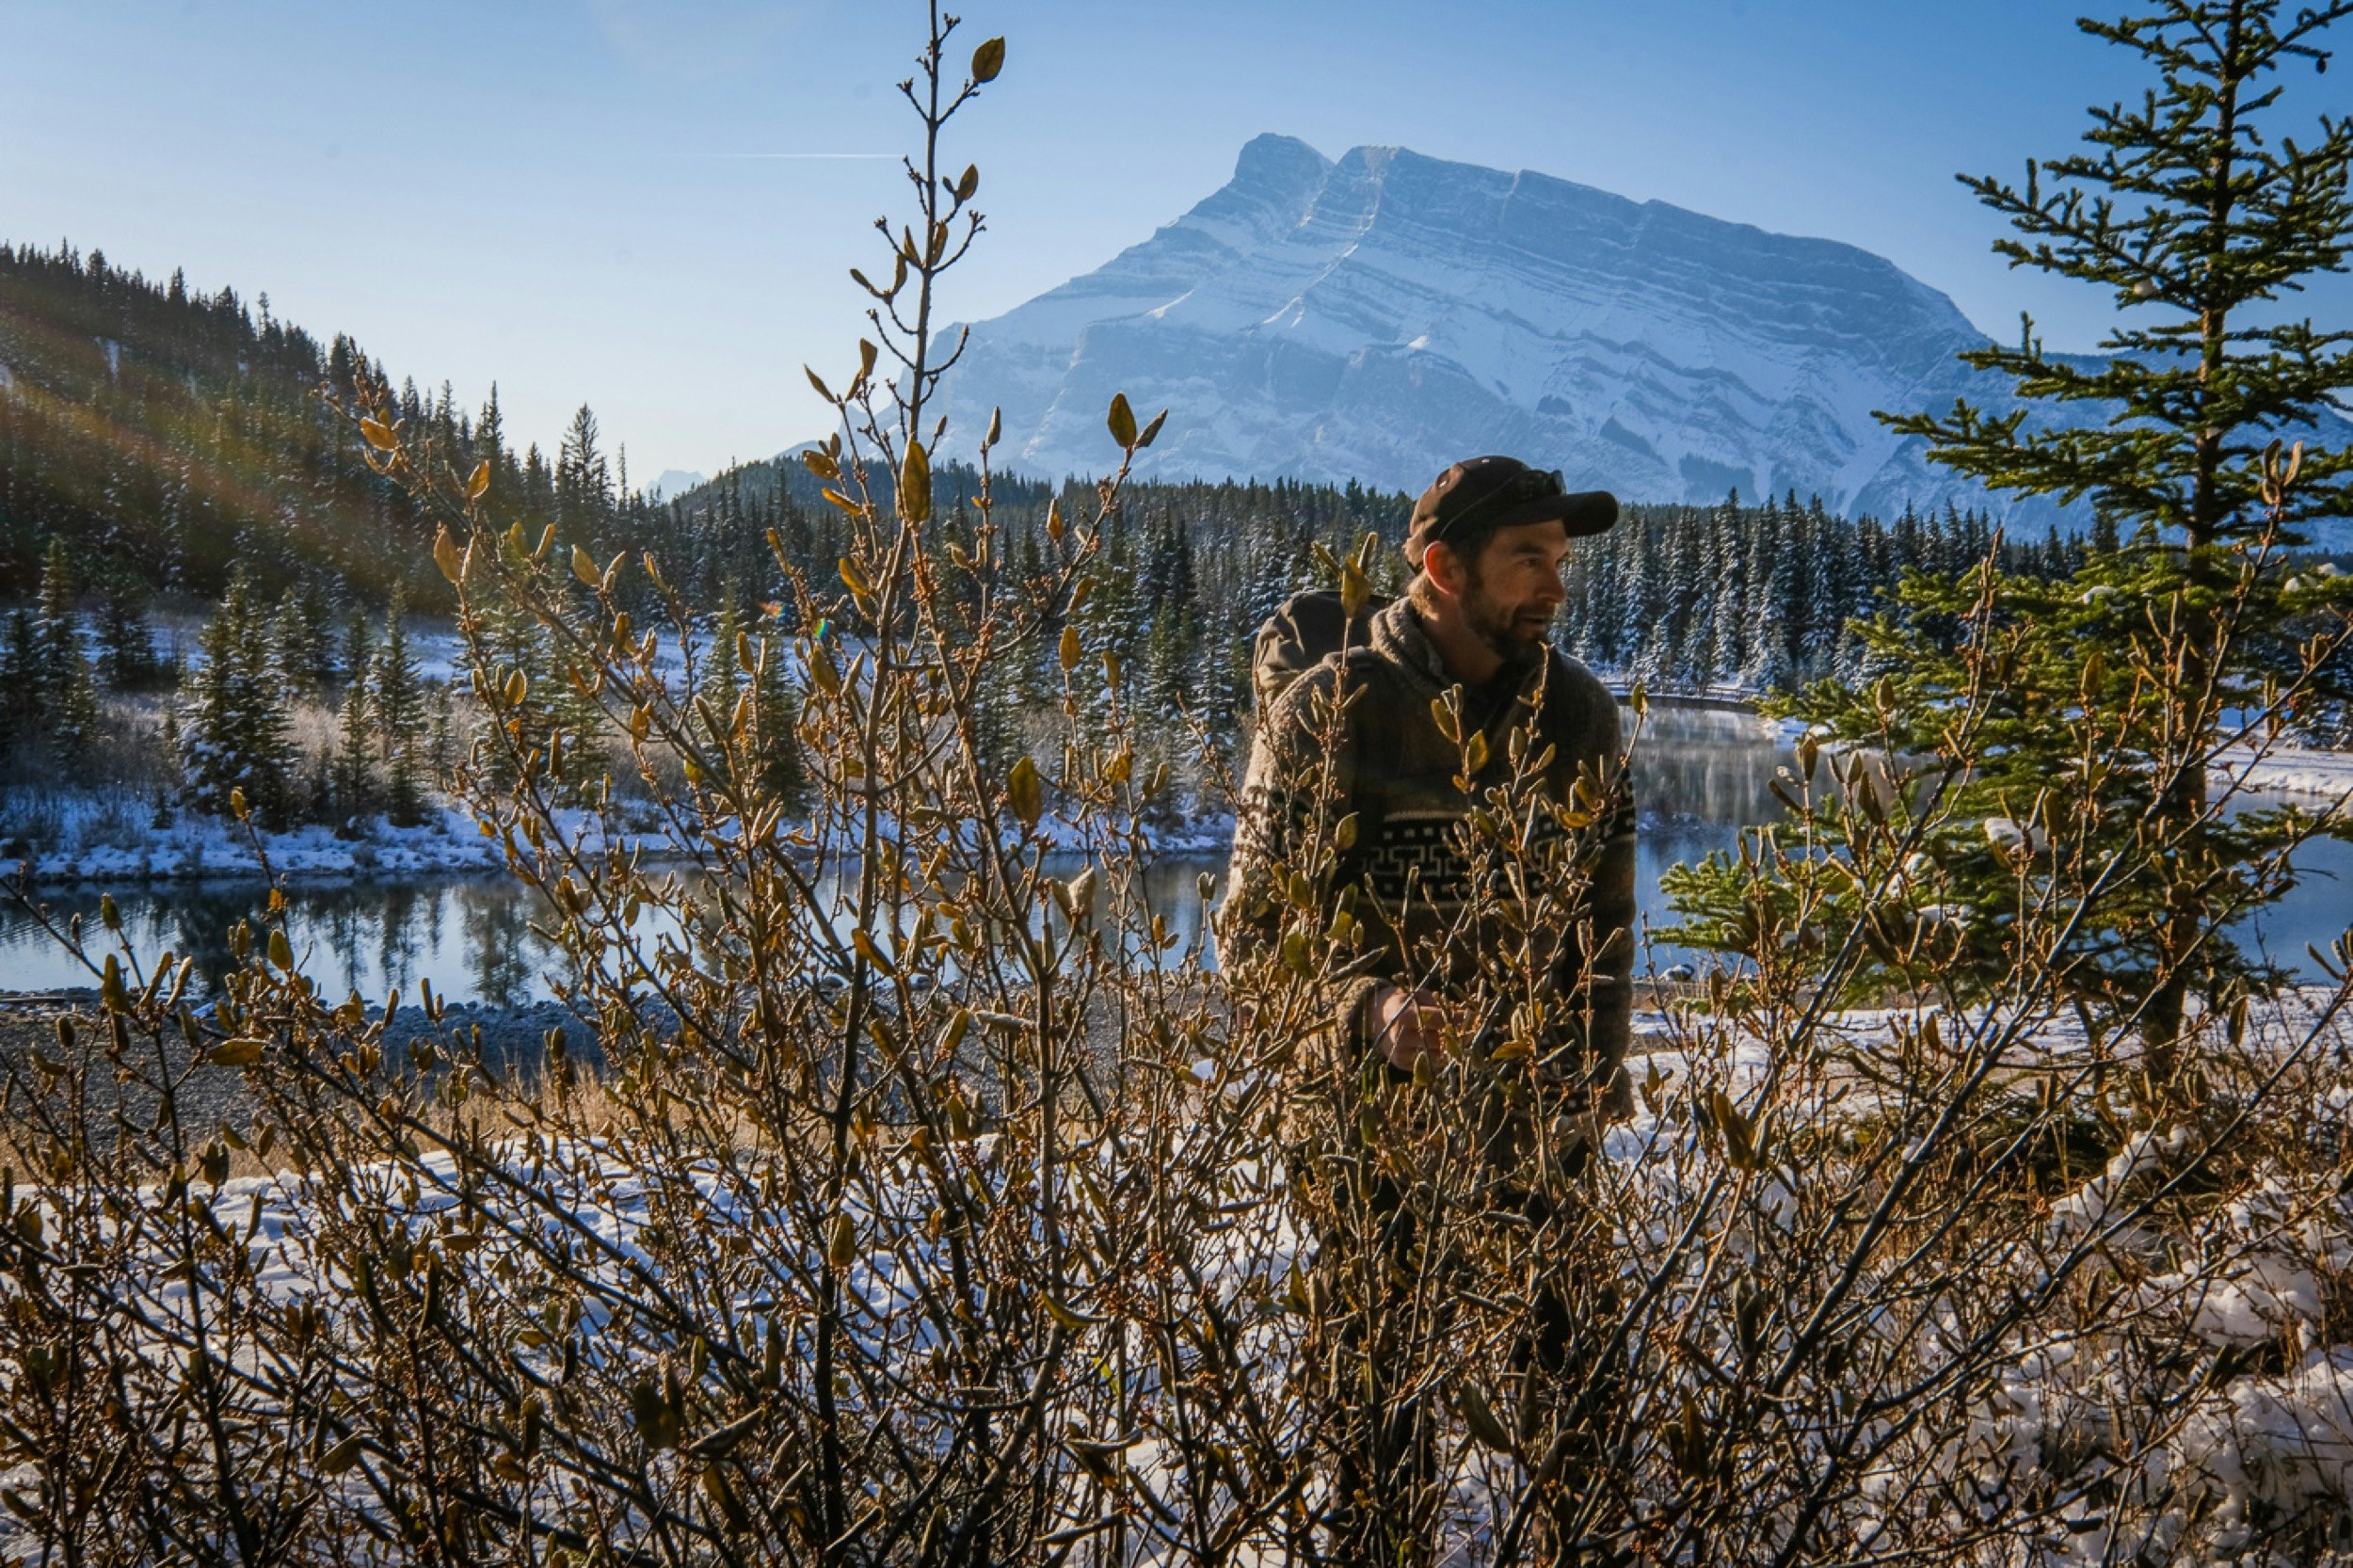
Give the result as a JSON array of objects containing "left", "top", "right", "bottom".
[
  {"left": 2220, "top": 739, "right": 2353, "bottom": 803},
  {"left": 8, "top": 795, "right": 1244, "bottom": 887},
  {"left": 13, "top": 803, "right": 512, "bottom": 883}
]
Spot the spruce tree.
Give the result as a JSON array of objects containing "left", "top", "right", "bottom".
[
  {"left": 33, "top": 536, "right": 76, "bottom": 693},
  {"left": 746, "top": 627, "right": 808, "bottom": 809},
  {"left": 1705, "top": 493, "right": 1746, "bottom": 685},
  {"left": 180, "top": 570, "right": 297, "bottom": 824},
  {"left": 376, "top": 586, "right": 427, "bottom": 824},
  {"left": 335, "top": 609, "right": 376, "bottom": 816},
  {"left": 33, "top": 536, "right": 100, "bottom": 759},
  {"left": 1698, "top": 0, "right": 2353, "bottom": 1088},
  {"left": 428, "top": 685, "right": 457, "bottom": 780},
  {"left": 555, "top": 404, "right": 612, "bottom": 526},
  {"left": 1746, "top": 500, "right": 1797, "bottom": 688},
  {"left": 92, "top": 568, "right": 153, "bottom": 689},
  {"left": 49, "top": 638, "right": 100, "bottom": 762},
  {"left": 1913, "top": 0, "right": 2349, "bottom": 1070},
  {"left": 697, "top": 587, "right": 807, "bottom": 809},
  {"left": 697, "top": 590, "right": 747, "bottom": 712},
  {"left": 0, "top": 611, "right": 37, "bottom": 752},
  {"left": 266, "top": 587, "right": 317, "bottom": 709}
]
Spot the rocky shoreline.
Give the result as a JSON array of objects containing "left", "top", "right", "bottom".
[{"left": 0, "top": 991, "right": 608, "bottom": 1137}]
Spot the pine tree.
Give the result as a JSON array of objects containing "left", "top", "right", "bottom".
[
  {"left": 33, "top": 536, "right": 100, "bottom": 759},
  {"left": 180, "top": 570, "right": 297, "bottom": 824},
  {"left": 335, "top": 609, "right": 377, "bottom": 816},
  {"left": 0, "top": 611, "right": 38, "bottom": 752},
  {"left": 376, "top": 586, "right": 427, "bottom": 824},
  {"left": 92, "top": 568, "right": 153, "bottom": 689},
  {"left": 1837, "top": 0, "right": 2353, "bottom": 1079}
]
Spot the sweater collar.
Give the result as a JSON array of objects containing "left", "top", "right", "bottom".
[{"left": 1371, "top": 597, "right": 1548, "bottom": 705}]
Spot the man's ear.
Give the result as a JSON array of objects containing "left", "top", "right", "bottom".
[{"left": 1422, "top": 541, "right": 1466, "bottom": 600}]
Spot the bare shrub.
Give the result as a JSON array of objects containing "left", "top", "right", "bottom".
[{"left": 3, "top": 7, "right": 2352, "bottom": 1566}]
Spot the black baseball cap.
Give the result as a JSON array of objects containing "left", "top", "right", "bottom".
[{"left": 1405, "top": 456, "right": 1618, "bottom": 565}]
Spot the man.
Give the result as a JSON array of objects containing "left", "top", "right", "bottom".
[
  {"left": 1227, "top": 454, "right": 1635, "bottom": 1100},
  {"left": 1223, "top": 454, "right": 1636, "bottom": 1557}
]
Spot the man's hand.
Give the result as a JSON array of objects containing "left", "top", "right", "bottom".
[{"left": 1372, "top": 984, "right": 1449, "bottom": 1073}]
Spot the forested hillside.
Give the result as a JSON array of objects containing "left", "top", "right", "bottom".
[
  {"left": 0, "top": 242, "right": 696, "bottom": 608},
  {"left": 0, "top": 243, "right": 430, "bottom": 601},
  {"left": 3, "top": 238, "right": 2077, "bottom": 654},
  {"left": 0, "top": 233, "right": 2109, "bottom": 832}
]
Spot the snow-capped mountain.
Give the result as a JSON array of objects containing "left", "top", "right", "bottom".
[
  {"left": 644, "top": 469, "right": 707, "bottom": 504},
  {"left": 931, "top": 135, "right": 2334, "bottom": 532}
]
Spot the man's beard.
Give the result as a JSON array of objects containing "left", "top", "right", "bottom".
[{"left": 1463, "top": 577, "right": 1552, "bottom": 665}]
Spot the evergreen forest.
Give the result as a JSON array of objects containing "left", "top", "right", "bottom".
[{"left": 0, "top": 237, "right": 2312, "bottom": 829}]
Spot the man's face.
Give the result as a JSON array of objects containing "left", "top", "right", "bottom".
[{"left": 1455, "top": 520, "right": 1572, "bottom": 663}]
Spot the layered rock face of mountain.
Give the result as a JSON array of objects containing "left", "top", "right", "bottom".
[{"left": 931, "top": 135, "right": 2088, "bottom": 524}]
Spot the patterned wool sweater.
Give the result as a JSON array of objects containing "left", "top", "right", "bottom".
[{"left": 1224, "top": 597, "right": 1636, "bottom": 1090}]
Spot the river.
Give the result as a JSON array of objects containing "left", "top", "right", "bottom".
[{"left": 2, "top": 703, "right": 2345, "bottom": 1003}]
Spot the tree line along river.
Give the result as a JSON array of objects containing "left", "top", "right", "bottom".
[{"left": 1, "top": 703, "right": 2345, "bottom": 1006}]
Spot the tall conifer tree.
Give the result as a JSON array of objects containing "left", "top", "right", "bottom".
[
  {"left": 181, "top": 570, "right": 296, "bottom": 824},
  {"left": 1762, "top": 0, "right": 2353, "bottom": 1086},
  {"left": 33, "top": 536, "right": 100, "bottom": 759},
  {"left": 376, "top": 586, "right": 427, "bottom": 824},
  {"left": 335, "top": 609, "right": 376, "bottom": 815}
]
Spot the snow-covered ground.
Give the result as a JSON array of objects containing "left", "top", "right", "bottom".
[
  {"left": 2221, "top": 738, "right": 2353, "bottom": 803},
  {"left": 1757, "top": 709, "right": 2353, "bottom": 807},
  {"left": 22, "top": 986, "right": 2349, "bottom": 1562},
  {"left": 1614, "top": 990, "right": 2353, "bottom": 1561},
  {"left": 8, "top": 792, "right": 1242, "bottom": 887},
  {"left": 11, "top": 802, "right": 520, "bottom": 882}
]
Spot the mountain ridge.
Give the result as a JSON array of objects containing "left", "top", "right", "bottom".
[{"left": 929, "top": 135, "right": 2346, "bottom": 536}]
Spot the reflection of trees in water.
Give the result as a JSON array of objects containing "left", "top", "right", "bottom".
[
  {"left": 1629, "top": 706, "right": 1786, "bottom": 828},
  {"left": 0, "top": 877, "right": 572, "bottom": 1006},
  {"left": 9, "top": 729, "right": 2342, "bottom": 1007},
  {"left": 166, "top": 885, "right": 271, "bottom": 994},
  {"left": 376, "top": 882, "right": 423, "bottom": 1001},
  {"left": 313, "top": 891, "right": 369, "bottom": 996},
  {"left": 425, "top": 889, "right": 445, "bottom": 976},
  {"left": 0, "top": 716, "right": 1781, "bottom": 1005},
  {"left": 459, "top": 883, "right": 552, "bottom": 1009}
]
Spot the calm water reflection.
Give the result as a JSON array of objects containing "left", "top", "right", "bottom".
[
  {"left": 1630, "top": 702, "right": 1791, "bottom": 829},
  {"left": 0, "top": 875, "right": 570, "bottom": 1008},
  {"left": 2, "top": 702, "right": 2341, "bottom": 1001}
]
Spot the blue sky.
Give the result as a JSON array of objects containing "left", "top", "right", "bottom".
[{"left": 4, "top": 0, "right": 2345, "bottom": 484}]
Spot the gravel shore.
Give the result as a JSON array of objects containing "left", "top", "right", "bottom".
[{"left": 0, "top": 992, "right": 606, "bottom": 1143}]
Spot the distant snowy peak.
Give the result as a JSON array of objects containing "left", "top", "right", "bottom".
[
  {"left": 930, "top": 134, "right": 2344, "bottom": 536},
  {"left": 645, "top": 469, "right": 707, "bottom": 504}
]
